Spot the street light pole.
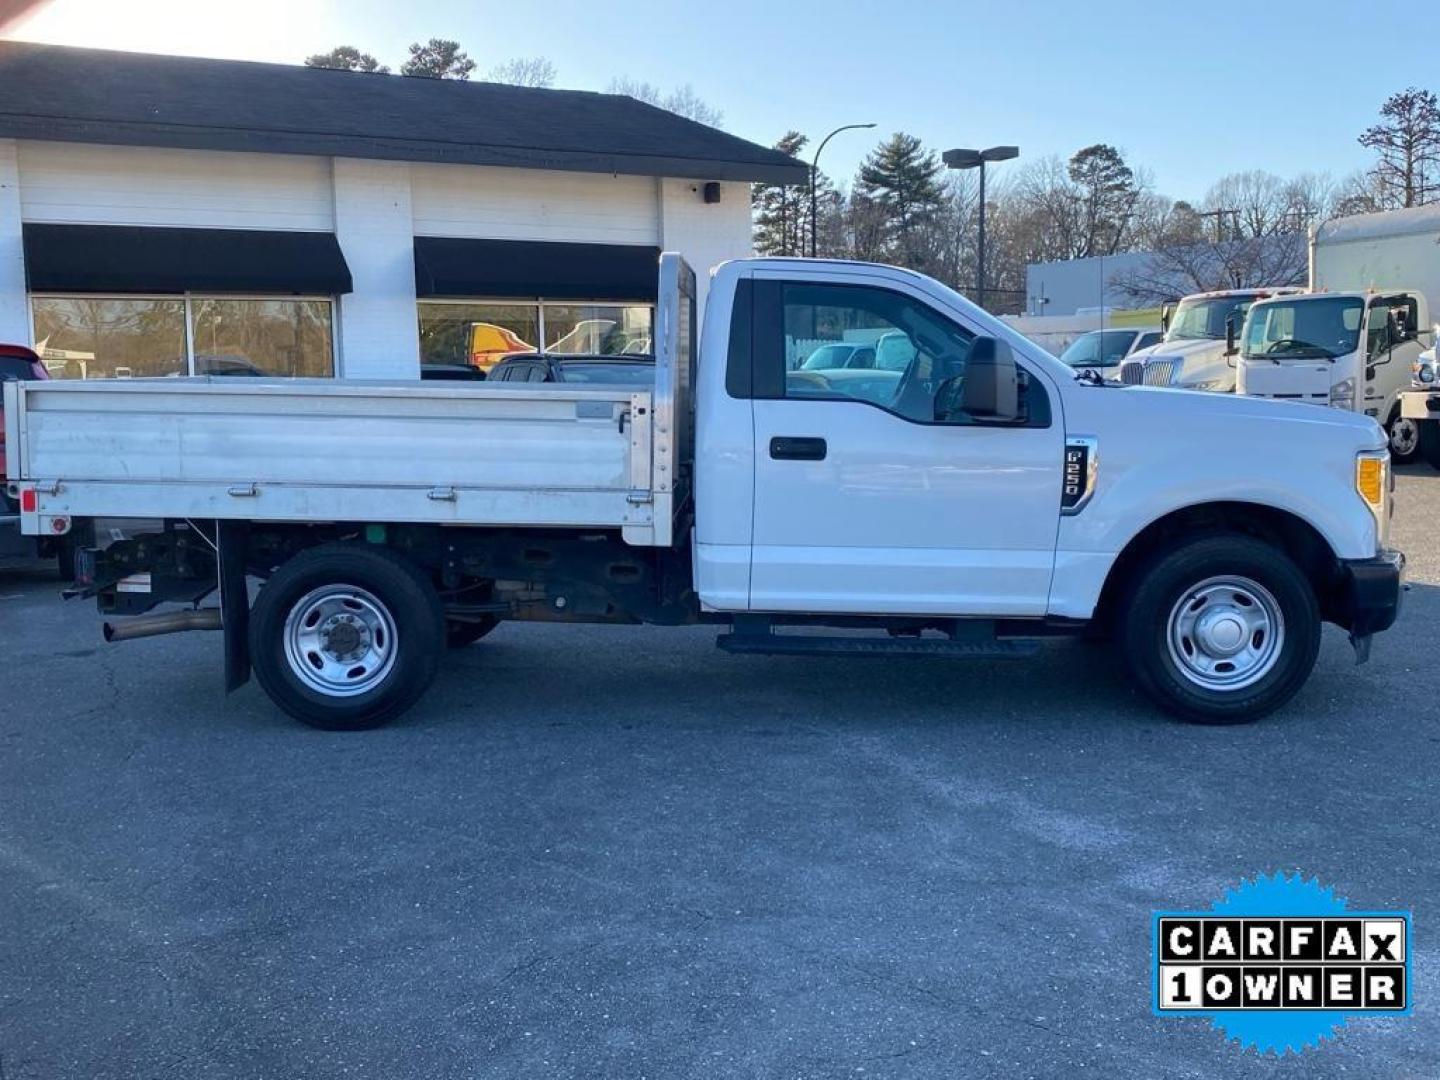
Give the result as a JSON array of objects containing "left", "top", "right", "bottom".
[
  {"left": 942, "top": 145, "right": 1019, "bottom": 311},
  {"left": 976, "top": 160, "right": 987, "bottom": 310},
  {"left": 810, "top": 122, "right": 876, "bottom": 258}
]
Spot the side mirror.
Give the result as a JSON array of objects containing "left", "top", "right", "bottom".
[
  {"left": 1224, "top": 314, "right": 1237, "bottom": 358},
  {"left": 940, "top": 336, "right": 1021, "bottom": 423},
  {"left": 1160, "top": 303, "right": 1173, "bottom": 335}
]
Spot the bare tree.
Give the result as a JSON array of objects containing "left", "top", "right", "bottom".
[
  {"left": 1331, "top": 170, "right": 1385, "bottom": 217},
  {"left": 486, "top": 57, "right": 556, "bottom": 88},
  {"left": 606, "top": 78, "right": 723, "bottom": 128},
  {"left": 1359, "top": 87, "right": 1440, "bottom": 208},
  {"left": 1110, "top": 233, "right": 1307, "bottom": 305},
  {"left": 1202, "top": 171, "right": 1292, "bottom": 238}
]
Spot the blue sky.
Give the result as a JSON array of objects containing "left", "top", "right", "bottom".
[{"left": 6, "top": 0, "right": 1427, "bottom": 201}]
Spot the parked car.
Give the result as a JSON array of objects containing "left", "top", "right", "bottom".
[
  {"left": 487, "top": 353, "right": 655, "bottom": 385},
  {"left": 420, "top": 363, "right": 487, "bottom": 381},
  {"left": 1058, "top": 328, "right": 1162, "bottom": 374},
  {"left": 799, "top": 342, "right": 877, "bottom": 370}
]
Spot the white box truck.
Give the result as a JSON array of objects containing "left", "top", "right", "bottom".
[
  {"left": 3, "top": 256, "right": 1403, "bottom": 729},
  {"left": 1240, "top": 205, "right": 1440, "bottom": 461}
]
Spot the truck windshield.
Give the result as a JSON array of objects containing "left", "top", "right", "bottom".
[
  {"left": 1165, "top": 297, "right": 1255, "bottom": 341},
  {"left": 1242, "top": 297, "right": 1364, "bottom": 360}
]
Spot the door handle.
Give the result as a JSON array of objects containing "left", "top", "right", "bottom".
[{"left": 769, "top": 436, "right": 827, "bottom": 461}]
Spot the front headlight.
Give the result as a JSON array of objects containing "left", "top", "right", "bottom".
[
  {"left": 1184, "top": 379, "right": 1231, "bottom": 392},
  {"left": 1330, "top": 377, "right": 1356, "bottom": 407},
  {"left": 1356, "top": 450, "right": 1391, "bottom": 546},
  {"left": 1415, "top": 359, "right": 1436, "bottom": 386}
]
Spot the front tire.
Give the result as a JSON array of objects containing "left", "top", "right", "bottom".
[
  {"left": 1121, "top": 535, "right": 1320, "bottom": 724},
  {"left": 1388, "top": 413, "right": 1420, "bottom": 464},
  {"left": 250, "top": 544, "right": 445, "bottom": 730}
]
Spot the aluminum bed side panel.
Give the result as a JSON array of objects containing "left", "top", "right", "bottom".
[
  {"left": 15, "top": 380, "right": 659, "bottom": 537},
  {"left": 20, "top": 381, "right": 636, "bottom": 489}
]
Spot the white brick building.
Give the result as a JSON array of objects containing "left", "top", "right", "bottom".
[{"left": 0, "top": 42, "right": 803, "bottom": 380}]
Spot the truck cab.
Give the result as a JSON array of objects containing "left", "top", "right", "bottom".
[
  {"left": 1236, "top": 290, "right": 1431, "bottom": 461},
  {"left": 1118, "top": 287, "right": 1302, "bottom": 391}
]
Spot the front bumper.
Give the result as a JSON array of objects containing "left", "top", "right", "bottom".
[{"left": 1334, "top": 549, "right": 1405, "bottom": 638}]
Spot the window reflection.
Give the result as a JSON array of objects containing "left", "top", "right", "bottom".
[{"left": 31, "top": 297, "right": 186, "bottom": 379}]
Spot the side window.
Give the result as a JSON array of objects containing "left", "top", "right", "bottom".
[
  {"left": 776, "top": 282, "right": 1048, "bottom": 427},
  {"left": 527, "top": 365, "right": 548, "bottom": 383},
  {"left": 1367, "top": 303, "right": 1393, "bottom": 360}
]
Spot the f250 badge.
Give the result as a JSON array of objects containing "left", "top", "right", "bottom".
[{"left": 1153, "top": 873, "right": 1411, "bottom": 1054}]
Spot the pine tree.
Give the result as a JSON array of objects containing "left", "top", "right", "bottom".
[
  {"left": 304, "top": 46, "right": 388, "bottom": 74},
  {"left": 401, "top": 39, "right": 476, "bottom": 80},
  {"left": 1067, "top": 144, "right": 1138, "bottom": 256},
  {"left": 753, "top": 132, "right": 832, "bottom": 257},
  {"left": 855, "top": 133, "right": 944, "bottom": 267}
]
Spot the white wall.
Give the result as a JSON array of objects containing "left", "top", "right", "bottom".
[
  {"left": 0, "top": 140, "right": 27, "bottom": 344},
  {"left": 331, "top": 159, "right": 420, "bottom": 379},
  {"left": 2, "top": 141, "right": 757, "bottom": 373},
  {"left": 412, "top": 163, "right": 658, "bottom": 245},
  {"left": 16, "top": 142, "right": 334, "bottom": 231},
  {"left": 658, "top": 179, "right": 753, "bottom": 323}
]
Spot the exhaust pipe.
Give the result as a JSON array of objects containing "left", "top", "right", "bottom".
[{"left": 103, "top": 608, "right": 223, "bottom": 643}]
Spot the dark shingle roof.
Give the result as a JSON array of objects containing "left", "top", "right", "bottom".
[{"left": 0, "top": 41, "right": 807, "bottom": 184}]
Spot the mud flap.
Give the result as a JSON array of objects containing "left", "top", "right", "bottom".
[
  {"left": 217, "top": 520, "right": 251, "bottom": 693},
  {"left": 1350, "top": 632, "right": 1372, "bottom": 665}
]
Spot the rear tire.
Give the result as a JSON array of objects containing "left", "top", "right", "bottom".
[
  {"left": 1387, "top": 412, "right": 1420, "bottom": 464},
  {"left": 1120, "top": 535, "right": 1320, "bottom": 724},
  {"left": 1419, "top": 419, "right": 1440, "bottom": 472},
  {"left": 250, "top": 544, "right": 444, "bottom": 731}
]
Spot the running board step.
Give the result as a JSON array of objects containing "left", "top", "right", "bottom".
[{"left": 715, "top": 632, "right": 1040, "bottom": 659}]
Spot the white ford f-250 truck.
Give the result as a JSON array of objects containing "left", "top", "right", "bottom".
[{"left": 2, "top": 255, "right": 1403, "bottom": 730}]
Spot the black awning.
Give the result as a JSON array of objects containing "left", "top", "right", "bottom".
[
  {"left": 23, "top": 224, "right": 353, "bottom": 295},
  {"left": 413, "top": 238, "right": 659, "bottom": 301}
]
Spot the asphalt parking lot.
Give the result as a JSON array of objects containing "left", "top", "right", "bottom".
[{"left": 1, "top": 471, "right": 1437, "bottom": 1079}]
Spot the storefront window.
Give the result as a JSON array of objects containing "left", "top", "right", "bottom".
[
  {"left": 30, "top": 297, "right": 187, "bottom": 379},
  {"left": 191, "top": 298, "right": 334, "bottom": 377},
  {"left": 543, "top": 304, "right": 652, "bottom": 355},
  {"left": 418, "top": 303, "right": 539, "bottom": 372},
  {"left": 30, "top": 296, "right": 334, "bottom": 379}
]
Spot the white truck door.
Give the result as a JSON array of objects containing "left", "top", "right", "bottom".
[{"left": 745, "top": 274, "right": 1064, "bottom": 616}]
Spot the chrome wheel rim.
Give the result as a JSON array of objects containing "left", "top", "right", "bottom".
[
  {"left": 1391, "top": 418, "right": 1419, "bottom": 457},
  {"left": 283, "top": 584, "right": 398, "bottom": 697},
  {"left": 1166, "top": 575, "right": 1284, "bottom": 691}
]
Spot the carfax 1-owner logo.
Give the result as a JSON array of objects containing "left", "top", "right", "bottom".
[{"left": 1153, "top": 873, "right": 1412, "bottom": 1054}]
